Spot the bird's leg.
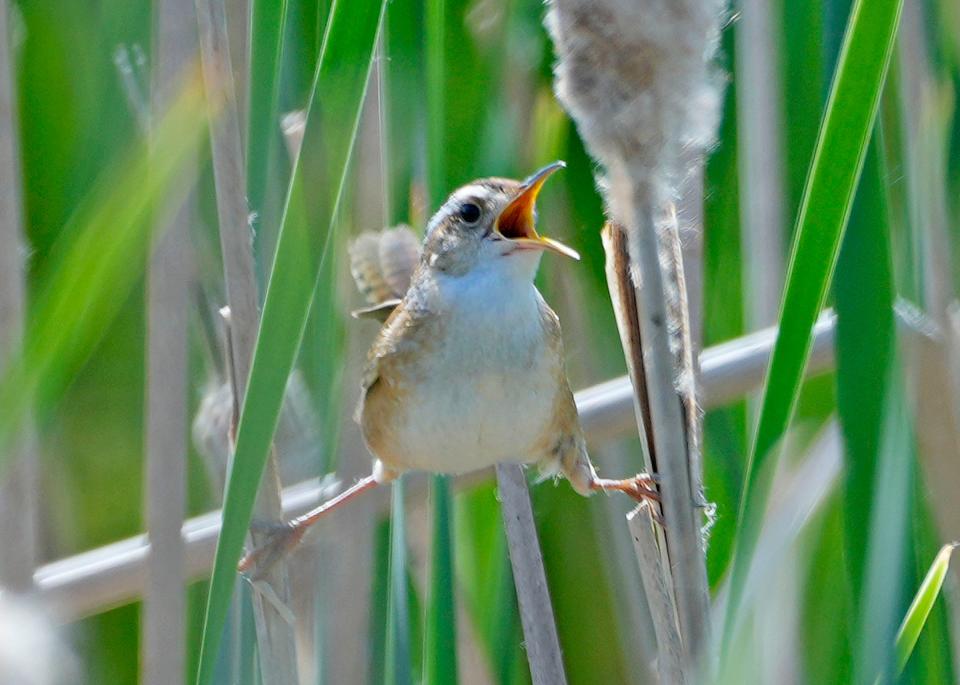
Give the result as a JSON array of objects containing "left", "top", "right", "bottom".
[{"left": 238, "top": 474, "right": 380, "bottom": 578}]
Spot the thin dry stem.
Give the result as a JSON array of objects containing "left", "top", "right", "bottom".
[
  {"left": 496, "top": 464, "right": 568, "bottom": 685},
  {"left": 0, "top": 0, "right": 37, "bottom": 592},
  {"left": 602, "top": 225, "right": 656, "bottom": 459},
  {"left": 194, "top": 0, "right": 299, "bottom": 680},
  {"left": 141, "top": 1, "right": 196, "bottom": 682},
  {"left": 898, "top": 3, "right": 960, "bottom": 670},
  {"left": 622, "top": 190, "right": 711, "bottom": 672},
  {"left": 735, "top": 0, "right": 787, "bottom": 328}
]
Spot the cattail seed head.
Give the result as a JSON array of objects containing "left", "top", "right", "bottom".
[{"left": 545, "top": 0, "right": 726, "bottom": 210}]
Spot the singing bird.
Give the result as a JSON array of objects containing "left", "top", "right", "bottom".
[{"left": 240, "top": 162, "right": 657, "bottom": 574}]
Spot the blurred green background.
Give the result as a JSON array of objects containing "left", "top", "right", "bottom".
[{"left": 5, "top": 0, "right": 960, "bottom": 682}]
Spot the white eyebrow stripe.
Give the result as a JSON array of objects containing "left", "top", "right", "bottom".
[
  {"left": 451, "top": 185, "right": 492, "bottom": 204},
  {"left": 426, "top": 185, "right": 495, "bottom": 235}
]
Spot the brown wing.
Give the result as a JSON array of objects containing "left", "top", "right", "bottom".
[
  {"left": 354, "top": 299, "right": 425, "bottom": 424},
  {"left": 350, "top": 299, "right": 402, "bottom": 322},
  {"left": 354, "top": 298, "right": 438, "bottom": 468}
]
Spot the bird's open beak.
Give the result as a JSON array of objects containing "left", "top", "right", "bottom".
[{"left": 495, "top": 161, "right": 580, "bottom": 260}]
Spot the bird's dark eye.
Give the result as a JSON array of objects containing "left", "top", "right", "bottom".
[{"left": 459, "top": 202, "right": 481, "bottom": 224}]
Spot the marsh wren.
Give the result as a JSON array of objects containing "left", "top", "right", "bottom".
[{"left": 240, "top": 162, "right": 658, "bottom": 574}]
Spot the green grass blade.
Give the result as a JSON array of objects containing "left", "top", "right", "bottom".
[
  {"left": 385, "top": 479, "right": 415, "bottom": 685},
  {"left": 383, "top": 0, "right": 423, "bottom": 223},
  {"left": 195, "top": 2, "right": 387, "bottom": 681},
  {"left": 425, "top": 0, "right": 445, "bottom": 204},
  {"left": 855, "top": 369, "right": 913, "bottom": 682},
  {"left": 723, "top": 0, "right": 904, "bottom": 643},
  {"left": 894, "top": 543, "right": 958, "bottom": 676},
  {"left": 425, "top": 475, "right": 458, "bottom": 684},
  {"left": 0, "top": 77, "right": 207, "bottom": 460},
  {"left": 836, "top": 135, "right": 895, "bottom": 606}
]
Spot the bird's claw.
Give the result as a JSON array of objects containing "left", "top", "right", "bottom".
[
  {"left": 620, "top": 473, "right": 661, "bottom": 504},
  {"left": 591, "top": 473, "right": 665, "bottom": 525},
  {"left": 238, "top": 520, "right": 304, "bottom": 580},
  {"left": 248, "top": 518, "right": 290, "bottom": 536}
]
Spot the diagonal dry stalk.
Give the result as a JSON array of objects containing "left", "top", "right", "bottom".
[
  {"left": 627, "top": 503, "right": 683, "bottom": 684},
  {"left": 495, "top": 464, "right": 568, "bottom": 685},
  {"left": 194, "top": 0, "right": 299, "bottom": 681},
  {"left": 0, "top": 0, "right": 37, "bottom": 593}
]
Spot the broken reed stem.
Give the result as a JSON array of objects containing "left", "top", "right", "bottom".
[
  {"left": 141, "top": 1, "right": 196, "bottom": 683},
  {"left": 622, "top": 184, "right": 711, "bottom": 673},
  {"left": 602, "top": 225, "right": 657, "bottom": 463},
  {"left": 0, "top": 0, "right": 37, "bottom": 592},
  {"left": 495, "top": 464, "right": 568, "bottom": 685},
  {"left": 194, "top": 0, "right": 299, "bottom": 681},
  {"left": 627, "top": 503, "right": 684, "bottom": 685},
  {"left": 603, "top": 213, "right": 710, "bottom": 677}
]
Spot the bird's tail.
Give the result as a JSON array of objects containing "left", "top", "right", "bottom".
[{"left": 348, "top": 225, "right": 421, "bottom": 306}]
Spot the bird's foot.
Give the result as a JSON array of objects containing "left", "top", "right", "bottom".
[
  {"left": 239, "top": 474, "right": 381, "bottom": 579},
  {"left": 238, "top": 519, "right": 306, "bottom": 580},
  {"left": 591, "top": 473, "right": 664, "bottom": 525},
  {"left": 592, "top": 472, "right": 661, "bottom": 504}
]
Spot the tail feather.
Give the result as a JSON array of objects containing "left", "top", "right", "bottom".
[
  {"left": 377, "top": 226, "right": 420, "bottom": 298},
  {"left": 349, "top": 225, "right": 421, "bottom": 305}
]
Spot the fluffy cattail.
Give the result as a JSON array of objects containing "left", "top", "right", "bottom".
[
  {"left": 545, "top": 0, "right": 726, "bottom": 398},
  {"left": 545, "top": 0, "right": 725, "bottom": 210},
  {"left": 0, "top": 595, "right": 76, "bottom": 685}
]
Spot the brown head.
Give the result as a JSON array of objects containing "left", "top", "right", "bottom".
[{"left": 420, "top": 162, "right": 579, "bottom": 279}]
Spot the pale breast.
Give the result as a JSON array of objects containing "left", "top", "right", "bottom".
[{"left": 384, "top": 275, "right": 565, "bottom": 475}]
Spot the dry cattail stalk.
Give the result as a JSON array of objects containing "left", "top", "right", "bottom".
[{"left": 545, "top": 0, "right": 726, "bottom": 675}]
